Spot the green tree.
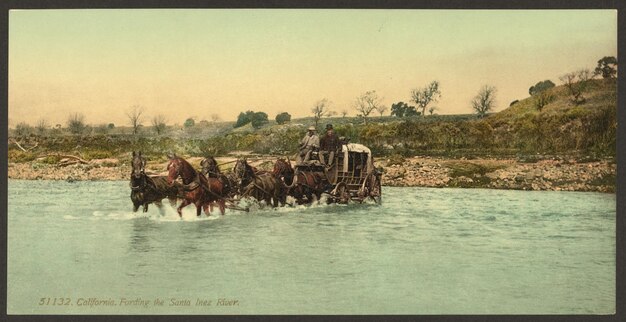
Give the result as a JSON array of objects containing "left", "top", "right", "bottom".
[
  {"left": 529, "top": 80, "right": 555, "bottom": 96},
  {"left": 107, "top": 123, "right": 115, "bottom": 129},
  {"left": 184, "top": 117, "right": 195, "bottom": 128},
  {"left": 235, "top": 110, "right": 257, "bottom": 128},
  {"left": 594, "top": 56, "right": 617, "bottom": 79},
  {"left": 250, "top": 112, "right": 269, "bottom": 129},
  {"left": 235, "top": 112, "right": 249, "bottom": 128},
  {"left": 411, "top": 81, "right": 441, "bottom": 116},
  {"left": 275, "top": 112, "right": 291, "bottom": 125},
  {"left": 390, "top": 102, "right": 419, "bottom": 117},
  {"left": 471, "top": 85, "right": 497, "bottom": 118}
]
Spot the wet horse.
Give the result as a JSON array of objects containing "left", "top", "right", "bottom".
[
  {"left": 130, "top": 151, "right": 183, "bottom": 213},
  {"left": 273, "top": 158, "right": 327, "bottom": 204},
  {"left": 167, "top": 154, "right": 226, "bottom": 217},
  {"left": 233, "top": 158, "right": 285, "bottom": 207},
  {"left": 200, "top": 156, "right": 237, "bottom": 198}
]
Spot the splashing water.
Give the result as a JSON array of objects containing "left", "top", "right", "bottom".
[{"left": 7, "top": 180, "right": 615, "bottom": 314}]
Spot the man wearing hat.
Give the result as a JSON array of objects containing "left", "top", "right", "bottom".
[
  {"left": 320, "top": 123, "right": 340, "bottom": 167},
  {"left": 297, "top": 126, "right": 320, "bottom": 164}
]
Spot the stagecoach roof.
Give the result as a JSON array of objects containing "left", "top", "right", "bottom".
[{"left": 342, "top": 143, "right": 371, "bottom": 155}]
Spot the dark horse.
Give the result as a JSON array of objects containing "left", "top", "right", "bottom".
[
  {"left": 273, "top": 158, "right": 327, "bottom": 204},
  {"left": 200, "top": 156, "right": 237, "bottom": 198},
  {"left": 166, "top": 154, "right": 226, "bottom": 217},
  {"left": 233, "top": 158, "right": 285, "bottom": 207},
  {"left": 130, "top": 151, "right": 183, "bottom": 213}
]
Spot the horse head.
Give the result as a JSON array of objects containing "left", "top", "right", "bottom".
[
  {"left": 131, "top": 151, "right": 146, "bottom": 179},
  {"left": 200, "top": 156, "right": 219, "bottom": 178},
  {"left": 273, "top": 158, "right": 293, "bottom": 178},
  {"left": 234, "top": 158, "right": 255, "bottom": 187},
  {"left": 166, "top": 154, "right": 183, "bottom": 185}
]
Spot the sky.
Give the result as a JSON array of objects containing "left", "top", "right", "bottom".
[{"left": 8, "top": 9, "right": 617, "bottom": 128}]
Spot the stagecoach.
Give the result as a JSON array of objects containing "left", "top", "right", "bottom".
[
  {"left": 130, "top": 143, "right": 382, "bottom": 217},
  {"left": 295, "top": 142, "right": 382, "bottom": 204}
]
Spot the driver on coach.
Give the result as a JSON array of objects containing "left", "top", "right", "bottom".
[{"left": 320, "top": 123, "right": 340, "bottom": 167}]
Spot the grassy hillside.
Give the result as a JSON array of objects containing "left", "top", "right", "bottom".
[{"left": 8, "top": 78, "right": 616, "bottom": 163}]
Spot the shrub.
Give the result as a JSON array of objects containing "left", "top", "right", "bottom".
[{"left": 8, "top": 150, "right": 36, "bottom": 162}]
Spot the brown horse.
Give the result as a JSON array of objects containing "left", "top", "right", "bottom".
[
  {"left": 130, "top": 151, "right": 183, "bottom": 213},
  {"left": 166, "top": 154, "right": 226, "bottom": 217},
  {"left": 200, "top": 156, "right": 237, "bottom": 198},
  {"left": 273, "top": 158, "right": 327, "bottom": 204},
  {"left": 233, "top": 158, "right": 285, "bottom": 207}
]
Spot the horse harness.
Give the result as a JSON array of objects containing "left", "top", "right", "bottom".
[{"left": 131, "top": 173, "right": 166, "bottom": 195}]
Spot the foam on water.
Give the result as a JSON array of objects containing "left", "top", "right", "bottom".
[{"left": 7, "top": 181, "right": 616, "bottom": 314}]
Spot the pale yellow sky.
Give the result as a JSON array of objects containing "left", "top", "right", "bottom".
[{"left": 8, "top": 9, "right": 617, "bottom": 127}]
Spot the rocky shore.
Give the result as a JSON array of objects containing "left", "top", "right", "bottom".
[
  {"left": 379, "top": 156, "right": 616, "bottom": 193},
  {"left": 8, "top": 155, "right": 616, "bottom": 193}
]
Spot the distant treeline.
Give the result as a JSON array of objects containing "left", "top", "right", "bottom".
[{"left": 8, "top": 78, "right": 616, "bottom": 163}]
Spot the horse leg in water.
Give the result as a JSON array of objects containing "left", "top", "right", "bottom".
[
  {"left": 168, "top": 196, "right": 177, "bottom": 208},
  {"left": 195, "top": 201, "right": 203, "bottom": 217},
  {"left": 155, "top": 200, "right": 165, "bottom": 216},
  {"left": 218, "top": 199, "right": 225, "bottom": 215},
  {"left": 132, "top": 202, "right": 140, "bottom": 212},
  {"left": 202, "top": 202, "right": 211, "bottom": 217},
  {"left": 177, "top": 199, "right": 192, "bottom": 218},
  {"left": 143, "top": 203, "right": 149, "bottom": 212},
  {"left": 272, "top": 191, "right": 280, "bottom": 208}
]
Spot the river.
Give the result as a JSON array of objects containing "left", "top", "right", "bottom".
[{"left": 7, "top": 180, "right": 615, "bottom": 314}]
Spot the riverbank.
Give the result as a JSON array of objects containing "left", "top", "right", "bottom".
[{"left": 7, "top": 155, "right": 616, "bottom": 193}]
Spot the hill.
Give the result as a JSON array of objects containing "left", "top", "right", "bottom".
[{"left": 8, "top": 78, "right": 616, "bottom": 164}]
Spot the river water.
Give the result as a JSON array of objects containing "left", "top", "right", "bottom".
[{"left": 7, "top": 180, "right": 615, "bottom": 314}]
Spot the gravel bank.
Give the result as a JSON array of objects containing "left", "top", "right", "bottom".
[{"left": 8, "top": 156, "right": 616, "bottom": 193}]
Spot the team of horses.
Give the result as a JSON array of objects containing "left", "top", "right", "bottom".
[{"left": 130, "top": 152, "right": 329, "bottom": 218}]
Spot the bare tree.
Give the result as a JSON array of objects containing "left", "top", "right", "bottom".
[
  {"left": 376, "top": 105, "right": 388, "bottom": 117},
  {"left": 341, "top": 109, "right": 348, "bottom": 118},
  {"left": 151, "top": 114, "right": 168, "bottom": 135},
  {"left": 560, "top": 69, "right": 592, "bottom": 105},
  {"left": 471, "top": 85, "right": 497, "bottom": 118},
  {"left": 210, "top": 113, "right": 221, "bottom": 122},
  {"left": 126, "top": 105, "right": 144, "bottom": 135},
  {"left": 312, "top": 98, "right": 332, "bottom": 127},
  {"left": 354, "top": 90, "right": 382, "bottom": 124},
  {"left": 67, "top": 113, "right": 86, "bottom": 135},
  {"left": 36, "top": 119, "right": 48, "bottom": 135},
  {"left": 411, "top": 81, "right": 441, "bottom": 116}
]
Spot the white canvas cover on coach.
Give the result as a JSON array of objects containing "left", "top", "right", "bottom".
[{"left": 341, "top": 143, "right": 373, "bottom": 173}]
